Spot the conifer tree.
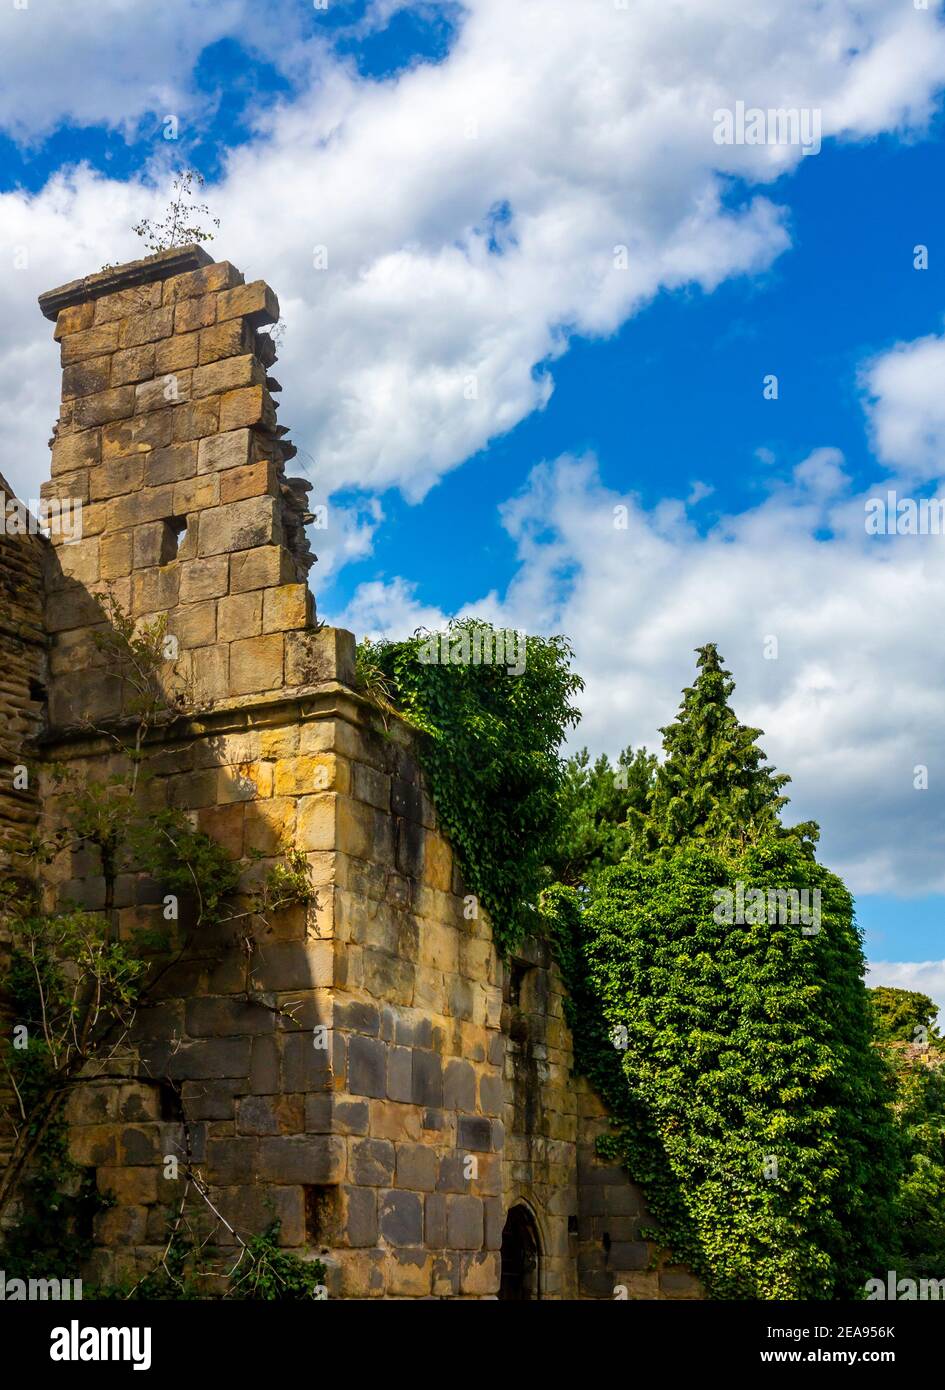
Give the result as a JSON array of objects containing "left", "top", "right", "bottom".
[{"left": 640, "top": 643, "right": 818, "bottom": 854}]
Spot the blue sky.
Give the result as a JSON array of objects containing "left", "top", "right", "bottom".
[{"left": 2, "top": 0, "right": 945, "bottom": 1012}]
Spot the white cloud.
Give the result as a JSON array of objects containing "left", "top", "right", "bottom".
[
  {"left": 331, "top": 428, "right": 945, "bottom": 899},
  {"left": 862, "top": 331, "right": 945, "bottom": 485},
  {"left": 4, "top": 0, "right": 945, "bottom": 508}
]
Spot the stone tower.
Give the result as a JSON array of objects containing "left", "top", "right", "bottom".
[{"left": 0, "top": 246, "right": 701, "bottom": 1300}]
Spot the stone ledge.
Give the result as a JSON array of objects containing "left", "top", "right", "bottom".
[{"left": 39, "top": 245, "right": 214, "bottom": 321}]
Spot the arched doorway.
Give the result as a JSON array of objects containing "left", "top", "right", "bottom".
[{"left": 499, "top": 1203, "right": 541, "bottom": 1299}]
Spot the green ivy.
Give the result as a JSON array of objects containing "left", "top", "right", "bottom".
[{"left": 358, "top": 619, "right": 583, "bottom": 954}]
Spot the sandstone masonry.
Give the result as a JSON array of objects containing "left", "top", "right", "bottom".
[{"left": 0, "top": 247, "right": 702, "bottom": 1300}]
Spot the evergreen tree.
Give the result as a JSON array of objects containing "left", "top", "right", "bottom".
[{"left": 640, "top": 643, "right": 818, "bottom": 854}]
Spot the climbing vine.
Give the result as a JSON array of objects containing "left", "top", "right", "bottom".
[{"left": 358, "top": 619, "right": 583, "bottom": 954}]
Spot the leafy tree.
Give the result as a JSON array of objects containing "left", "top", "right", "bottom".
[
  {"left": 546, "top": 644, "right": 899, "bottom": 1298},
  {"left": 546, "top": 745, "right": 655, "bottom": 889},
  {"left": 868, "top": 986, "right": 941, "bottom": 1046},
  {"left": 640, "top": 643, "right": 818, "bottom": 855},
  {"left": 572, "top": 837, "right": 898, "bottom": 1299}
]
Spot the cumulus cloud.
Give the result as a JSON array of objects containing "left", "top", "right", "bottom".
[
  {"left": 4, "top": 0, "right": 945, "bottom": 508},
  {"left": 334, "top": 423, "right": 945, "bottom": 900}
]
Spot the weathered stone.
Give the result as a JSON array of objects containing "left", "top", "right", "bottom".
[
  {"left": 216, "top": 280, "right": 280, "bottom": 327},
  {"left": 110, "top": 344, "right": 156, "bottom": 386},
  {"left": 229, "top": 632, "right": 284, "bottom": 694},
  {"left": 219, "top": 385, "right": 274, "bottom": 433},
  {"left": 262, "top": 583, "right": 311, "bottom": 633},
  {"left": 217, "top": 590, "right": 262, "bottom": 641},
  {"left": 197, "top": 427, "right": 252, "bottom": 474},
  {"left": 192, "top": 354, "right": 262, "bottom": 399},
  {"left": 62, "top": 354, "right": 112, "bottom": 400},
  {"left": 257, "top": 1135, "right": 344, "bottom": 1183},
  {"left": 447, "top": 1195, "right": 484, "bottom": 1251},
  {"left": 443, "top": 1058, "right": 477, "bottom": 1112},
  {"left": 199, "top": 317, "right": 252, "bottom": 364},
  {"left": 343, "top": 1185, "right": 378, "bottom": 1248},
  {"left": 411, "top": 1050, "right": 443, "bottom": 1108},
  {"left": 179, "top": 555, "right": 229, "bottom": 603},
  {"left": 350, "top": 1137, "right": 395, "bottom": 1186},
  {"left": 395, "top": 1142, "right": 437, "bottom": 1192},
  {"left": 199, "top": 496, "right": 278, "bottom": 557},
  {"left": 348, "top": 1035, "right": 388, "bottom": 1100},
  {"left": 230, "top": 544, "right": 295, "bottom": 591},
  {"left": 378, "top": 1189, "right": 423, "bottom": 1247}
]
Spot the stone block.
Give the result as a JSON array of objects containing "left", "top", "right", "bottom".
[
  {"left": 395, "top": 1143, "right": 437, "bottom": 1192},
  {"left": 443, "top": 1059, "right": 477, "bottom": 1112},
  {"left": 93, "top": 282, "right": 162, "bottom": 324},
  {"left": 131, "top": 563, "right": 179, "bottom": 616},
  {"left": 174, "top": 293, "right": 217, "bottom": 334},
  {"left": 230, "top": 544, "right": 295, "bottom": 592},
  {"left": 133, "top": 520, "right": 176, "bottom": 569},
  {"left": 236, "top": 1094, "right": 304, "bottom": 1136},
  {"left": 219, "top": 385, "right": 274, "bottom": 432},
  {"left": 197, "top": 427, "right": 252, "bottom": 474},
  {"left": 217, "top": 590, "right": 262, "bottom": 641},
  {"left": 149, "top": 441, "right": 197, "bottom": 486},
  {"left": 387, "top": 1046, "right": 413, "bottom": 1103},
  {"left": 73, "top": 384, "right": 136, "bottom": 429},
  {"left": 101, "top": 413, "right": 174, "bottom": 464},
  {"left": 295, "top": 793, "right": 335, "bottom": 852},
  {"left": 185, "top": 995, "right": 276, "bottom": 1038},
  {"left": 217, "top": 279, "right": 280, "bottom": 327},
  {"left": 173, "top": 474, "right": 218, "bottom": 514},
  {"left": 155, "top": 330, "right": 199, "bottom": 374},
  {"left": 284, "top": 625, "right": 356, "bottom": 687},
  {"left": 54, "top": 300, "right": 95, "bottom": 339},
  {"left": 51, "top": 427, "right": 100, "bottom": 475},
  {"left": 199, "top": 317, "right": 252, "bottom": 364},
  {"left": 257, "top": 1134, "right": 344, "bottom": 1183},
  {"left": 60, "top": 322, "right": 120, "bottom": 364},
  {"left": 192, "top": 354, "right": 262, "bottom": 398},
  {"left": 229, "top": 632, "right": 284, "bottom": 695},
  {"left": 412, "top": 1050, "right": 443, "bottom": 1108},
  {"left": 262, "top": 583, "right": 311, "bottom": 633},
  {"left": 447, "top": 1195, "right": 484, "bottom": 1251},
  {"left": 164, "top": 261, "right": 243, "bottom": 303},
  {"left": 89, "top": 455, "right": 146, "bottom": 501},
  {"left": 378, "top": 1189, "right": 423, "bottom": 1247},
  {"left": 135, "top": 371, "right": 192, "bottom": 413},
  {"left": 348, "top": 1034, "right": 387, "bottom": 1099},
  {"left": 220, "top": 459, "right": 274, "bottom": 504},
  {"left": 425, "top": 1193, "right": 447, "bottom": 1249},
  {"left": 179, "top": 554, "right": 229, "bottom": 603},
  {"left": 343, "top": 1186, "right": 378, "bottom": 1248},
  {"left": 459, "top": 1252, "right": 499, "bottom": 1295},
  {"left": 173, "top": 397, "right": 219, "bottom": 442},
  {"left": 350, "top": 1137, "right": 395, "bottom": 1186},
  {"left": 253, "top": 939, "right": 333, "bottom": 992},
  {"left": 117, "top": 306, "right": 174, "bottom": 348},
  {"left": 62, "top": 354, "right": 111, "bottom": 400},
  {"left": 198, "top": 496, "right": 278, "bottom": 556}
]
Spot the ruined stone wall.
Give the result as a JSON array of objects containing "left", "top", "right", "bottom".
[
  {"left": 13, "top": 246, "right": 702, "bottom": 1298},
  {"left": 0, "top": 473, "right": 47, "bottom": 1170}
]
